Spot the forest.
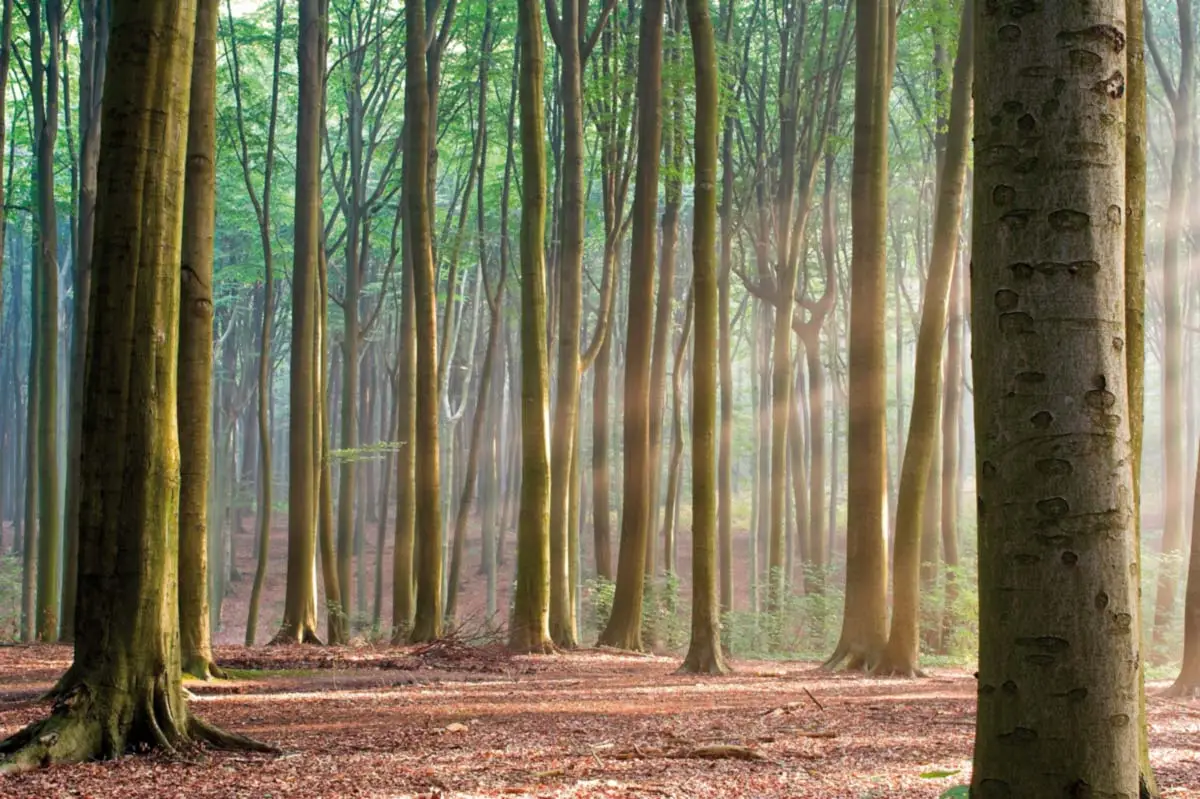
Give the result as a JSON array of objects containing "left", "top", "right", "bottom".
[{"left": 0, "top": 0, "right": 1197, "bottom": 796}]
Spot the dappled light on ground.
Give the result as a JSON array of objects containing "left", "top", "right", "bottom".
[{"left": 1, "top": 646, "right": 1196, "bottom": 798}]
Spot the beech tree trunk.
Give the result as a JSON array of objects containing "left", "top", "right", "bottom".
[
  {"left": 825, "top": 0, "right": 893, "bottom": 671},
  {"left": 972, "top": 2, "right": 1141, "bottom": 794},
  {"left": 680, "top": 0, "right": 727, "bottom": 676},
  {"left": 275, "top": 0, "right": 326, "bottom": 645},
  {"left": 178, "top": 0, "right": 223, "bottom": 679},
  {"left": 598, "top": 0, "right": 665, "bottom": 652},
  {"left": 876, "top": 0, "right": 972, "bottom": 677},
  {"left": 0, "top": 0, "right": 272, "bottom": 770},
  {"left": 509, "top": 0, "right": 553, "bottom": 654}
]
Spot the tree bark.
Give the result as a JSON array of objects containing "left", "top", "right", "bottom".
[
  {"left": 406, "top": 0, "right": 443, "bottom": 644},
  {"left": 825, "top": 0, "right": 893, "bottom": 671},
  {"left": 679, "top": 0, "right": 728, "bottom": 676},
  {"left": 178, "top": 0, "right": 223, "bottom": 679},
  {"left": 274, "top": 0, "right": 326, "bottom": 645},
  {"left": 971, "top": 2, "right": 1141, "bottom": 794},
  {"left": 0, "top": 0, "right": 272, "bottom": 770},
  {"left": 597, "top": 0, "right": 665, "bottom": 652}
]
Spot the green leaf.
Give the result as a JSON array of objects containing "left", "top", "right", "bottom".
[
  {"left": 938, "top": 786, "right": 970, "bottom": 799},
  {"left": 920, "top": 769, "right": 961, "bottom": 779}
]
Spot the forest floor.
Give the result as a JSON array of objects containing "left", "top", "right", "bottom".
[{"left": 0, "top": 643, "right": 1198, "bottom": 799}]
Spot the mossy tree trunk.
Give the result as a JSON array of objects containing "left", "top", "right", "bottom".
[
  {"left": 679, "top": 0, "right": 727, "bottom": 676},
  {"left": 971, "top": 1, "right": 1141, "bottom": 795},
  {"left": 178, "top": 0, "right": 223, "bottom": 680},
  {"left": 0, "top": 0, "right": 273, "bottom": 771},
  {"left": 1125, "top": 2, "right": 1159, "bottom": 792},
  {"left": 509, "top": 0, "right": 554, "bottom": 654},
  {"left": 875, "top": 0, "right": 972, "bottom": 678}
]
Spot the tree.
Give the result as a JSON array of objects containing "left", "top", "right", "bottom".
[
  {"left": 405, "top": 0, "right": 443, "bottom": 644},
  {"left": 178, "top": 0, "right": 223, "bottom": 680},
  {"left": 545, "top": 0, "right": 619, "bottom": 649},
  {"left": 510, "top": 0, "right": 554, "bottom": 654},
  {"left": 226, "top": 0, "right": 285, "bottom": 648},
  {"left": 875, "top": 0, "right": 972, "bottom": 678},
  {"left": 825, "top": 0, "right": 893, "bottom": 671},
  {"left": 971, "top": 1, "right": 1142, "bottom": 794},
  {"left": 1147, "top": 0, "right": 1194, "bottom": 659},
  {"left": 275, "top": 0, "right": 326, "bottom": 645},
  {"left": 679, "top": 0, "right": 727, "bottom": 677},
  {"left": 30, "top": 0, "right": 62, "bottom": 642},
  {"left": 597, "top": 0, "right": 665, "bottom": 653},
  {"left": 0, "top": 0, "right": 271, "bottom": 770},
  {"left": 61, "top": 0, "right": 107, "bottom": 642}
]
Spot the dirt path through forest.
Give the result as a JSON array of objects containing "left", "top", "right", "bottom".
[{"left": 0, "top": 645, "right": 1196, "bottom": 798}]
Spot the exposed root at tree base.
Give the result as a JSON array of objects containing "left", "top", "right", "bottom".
[
  {"left": 677, "top": 649, "right": 731, "bottom": 676},
  {"left": 821, "top": 642, "right": 880, "bottom": 673},
  {"left": 0, "top": 675, "right": 277, "bottom": 775},
  {"left": 268, "top": 625, "right": 323, "bottom": 646},
  {"left": 183, "top": 657, "right": 228, "bottom": 681},
  {"left": 1162, "top": 678, "right": 1200, "bottom": 699}
]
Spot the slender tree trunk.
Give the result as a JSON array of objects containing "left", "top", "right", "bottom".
[
  {"left": 178, "top": 0, "right": 223, "bottom": 679},
  {"left": 662, "top": 291, "right": 693, "bottom": 577},
  {"left": 598, "top": 0, "right": 665, "bottom": 652},
  {"left": 407, "top": 0, "right": 443, "bottom": 644},
  {"left": 509, "top": 0, "right": 554, "bottom": 654},
  {"left": 825, "top": 0, "right": 892, "bottom": 671},
  {"left": 61, "top": 0, "right": 102, "bottom": 641},
  {"left": 1152, "top": 0, "right": 1195, "bottom": 657},
  {"left": 680, "top": 0, "right": 727, "bottom": 675},
  {"left": 31, "top": 0, "right": 62, "bottom": 642},
  {"left": 876, "top": 0, "right": 972, "bottom": 677},
  {"left": 274, "top": 0, "right": 326, "bottom": 645}
]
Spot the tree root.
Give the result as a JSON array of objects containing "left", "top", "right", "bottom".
[
  {"left": 183, "top": 657, "right": 228, "bottom": 681},
  {"left": 268, "top": 624, "right": 323, "bottom": 646},
  {"left": 678, "top": 643, "right": 731, "bottom": 675},
  {"left": 0, "top": 674, "right": 277, "bottom": 775},
  {"left": 821, "top": 641, "right": 880, "bottom": 673},
  {"left": 872, "top": 650, "right": 927, "bottom": 678},
  {"left": 1162, "top": 678, "right": 1200, "bottom": 699}
]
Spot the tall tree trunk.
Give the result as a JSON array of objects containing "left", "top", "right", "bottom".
[
  {"left": 1125, "top": 3, "right": 1158, "bottom": 792},
  {"left": 1151, "top": 0, "right": 1194, "bottom": 657},
  {"left": 597, "top": 0, "right": 665, "bottom": 652},
  {"left": 662, "top": 290, "right": 693, "bottom": 577},
  {"left": 275, "top": 0, "right": 326, "bottom": 645},
  {"left": 876, "top": 0, "right": 972, "bottom": 677},
  {"left": 391, "top": 210, "right": 416, "bottom": 641},
  {"left": 407, "top": 0, "right": 443, "bottom": 644},
  {"left": 509, "top": 0, "right": 553, "bottom": 654},
  {"left": 61, "top": 0, "right": 103, "bottom": 641},
  {"left": 680, "top": 0, "right": 727, "bottom": 675},
  {"left": 716, "top": 0, "right": 735, "bottom": 616},
  {"left": 647, "top": 11, "right": 684, "bottom": 582},
  {"left": 31, "top": 0, "right": 62, "bottom": 642},
  {"left": 0, "top": 0, "right": 272, "bottom": 770},
  {"left": 178, "top": 0, "right": 223, "bottom": 680},
  {"left": 971, "top": 1, "right": 1141, "bottom": 794},
  {"left": 825, "top": 0, "right": 892, "bottom": 671}
]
